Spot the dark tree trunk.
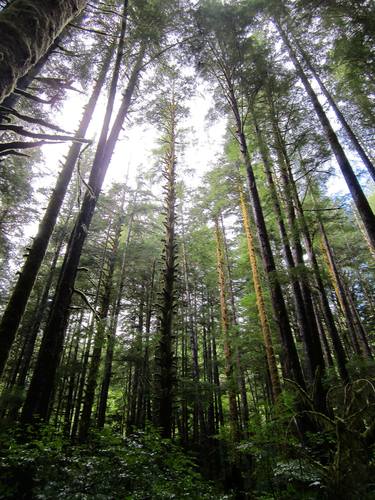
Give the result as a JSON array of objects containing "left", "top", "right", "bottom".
[
  {"left": 0, "top": 39, "right": 59, "bottom": 124},
  {"left": 0, "top": 0, "right": 87, "bottom": 103},
  {"left": 285, "top": 159, "right": 350, "bottom": 382},
  {"left": 0, "top": 47, "right": 113, "bottom": 377},
  {"left": 20, "top": 46, "right": 144, "bottom": 424},
  {"left": 262, "top": 101, "right": 326, "bottom": 410},
  {"left": 78, "top": 216, "right": 119, "bottom": 441},
  {"left": 276, "top": 21, "right": 375, "bottom": 251},
  {"left": 154, "top": 92, "right": 178, "bottom": 439},
  {"left": 253, "top": 108, "right": 323, "bottom": 382},
  {"left": 319, "top": 220, "right": 373, "bottom": 359},
  {"left": 281, "top": 10, "right": 375, "bottom": 182},
  {"left": 238, "top": 180, "right": 281, "bottom": 401},
  {"left": 231, "top": 95, "right": 304, "bottom": 388}
]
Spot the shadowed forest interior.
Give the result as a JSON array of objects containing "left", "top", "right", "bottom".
[{"left": 0, "top": 0, "right": 374, "bottom": 498}]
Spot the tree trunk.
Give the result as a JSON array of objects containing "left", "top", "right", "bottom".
[
  {"left": 214, "top": 218, "right": 240, "bottom": 441},
  {"left": 0, "top": 0, "right": 87, "bottom": 103},
  {"left": 285, "top": 158, "right": 350, "bottom": 382},
  {"left": 0, "top": 46, "right": 113, "bottom": 377},
  {"left": 264, "top": 100, "right": 326, "bottom": 396},
  {"left": 97, "top": 210, "right": 135, "bottom": 428},
  {"left": 78, "top": 217, "right": 118, "bottom": 441},
  {"left": 276, "top": 20, "right": 375, "bottom": 251},
  {"left": 238, "top": 181, "right": 281, "bottom": 401},
  {"left": 282, "top": 10, "right": 375, "bottom": 182},
  {"left": 229, "top": 84, "right": 304, "bottom": 388},
  {"left": 20, "top": 47, "right": 144, "bottom": 424},
  {"left": 0, "top": 39, "right": 60, "bottom": 124},
  {"left": 181, "top": 223, "right": 207, "bottom": 442},
  {"left": 154, "top": 91, "right": 178, "bottom": 439},
  {"left": 319, "top": 220, "right": 373, "bottom": 359}
]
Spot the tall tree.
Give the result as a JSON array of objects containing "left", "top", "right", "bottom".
[
  {"left": 153, "top": 80, "right": 180, "bottom": 439},
  {"left": 274, "top": 18, "right": 375, "bottom": 251},
  {"left": 0, "top": 43, "right": 115, "bottom": 377},
  {"left": 21, "top": 16, "right": 146, "bottom": 423}
]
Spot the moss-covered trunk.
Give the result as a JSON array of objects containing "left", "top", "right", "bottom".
[{"left": 0, "top": 0, "right": 87, "bottom": 103}]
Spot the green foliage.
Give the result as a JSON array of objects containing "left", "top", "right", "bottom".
[{"left": 0, "top": 426, "right": 224, "bottom": 499}]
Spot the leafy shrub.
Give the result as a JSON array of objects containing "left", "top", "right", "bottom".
[{"left": 0, "top": 426, "right": 227, "bottom": 499}]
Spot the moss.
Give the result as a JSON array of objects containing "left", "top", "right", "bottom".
[{"left": 0, "top": 0, "right": 87, "bottom": 104}]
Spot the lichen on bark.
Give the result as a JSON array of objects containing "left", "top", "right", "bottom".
[{"left": 0, "top": 0, "right": 87, "bottom": 104}]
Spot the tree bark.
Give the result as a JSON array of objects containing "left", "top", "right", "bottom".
[
  {"left": 214, "top": 218, "right": 240, "bottom": 441},
  {"left": 263, "top": 100, "right": 326, "bottom": 397},
  {"left": 230, "top": 90, "right": 304, "bottom": 388},
  {"left": 154, "top": 91, "right": 178, "bottom": 439},
  {"left": 0, "top": 0, "right": 87, "bottom": 103},
  {"left": 97, "top": 210, "right": 134, "bottom": 428},
  {"left": 238, "top": 181, "right": 281, "bottom": 401},
  {"left": 276, "top": 20, "right": 375, "bottom": 251},
  {"left": 20, "top": 48, "right": 144, "bottom": 424},
  {"left": 280, "top": 7, "right": 375, "bottom": 182},
  {"left": 319, "top": 220, "right": 373, "bottom": 359},
  {"left": 0, "top": 46, "right": 113, "bottom": 377}
]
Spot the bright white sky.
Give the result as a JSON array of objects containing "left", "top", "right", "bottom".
[{"left": 39, "top": 78, "right": 227, "bottom": 196}]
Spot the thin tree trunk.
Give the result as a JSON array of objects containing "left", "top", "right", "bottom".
[
  {"left": 238, "top": 182, "right": 281, "bottom": 401},
  {"left": 264, "top": 100, "right": 326, "bottom": 395},
  {"left": 220, "top": 215, "right": 249, "bottom": 432},
  {"left": 281, "top": 146, "right": 350, "bottom": 383},
  {"left": 214, "top": 218, "right": 240, "bottom": 440},
  {"left": 78, "top": 220, "right": 116, "bottom": 441},
  {"left": 181, "top": 226, "right": 207, "bottom": 442},
  {"left": 284, "top": 12, "right": 375, "bottom": 182},
  {"left": 97, "top": 211, "right": 135, "bottom": 428},
  {"left": 63, "top": 313, "right": 83, "bottom": 436},
  {"left": 229, "top": 87, "right": 304, "bottom": 388},
  {"left": 319, "top": 220, "right": 372, "bottom": 359}
]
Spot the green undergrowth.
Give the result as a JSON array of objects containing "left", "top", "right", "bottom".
[{"left": 0, "top": 426, "right": 227, "bottom": 500}]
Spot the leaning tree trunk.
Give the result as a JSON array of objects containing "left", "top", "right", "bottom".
[
  {"left": 275, "top": 20, "right": 375, "bottom": 251},
  {"left": 285, "top": 156, "right": 350, "bottom": 383},
  {"left": 319, "top": 220, "right": 373, "bottom": 359},
  {"left": 263, "top": 100, "right": 326, "bottom": 411},
  {"left": 279, "top": 6, "right": 375, "bottom": 182},
  {"left": 0, "top": 39, "right": 59, "bottom": 124},
  {"left": 252, "top": 108, "right": 319, "bottom": 381},
  {"left": 0, "top": 0, "right": 87, "bottom": 103},
  {"left": 20, "top": 48, "right": 144, "bottom": 424},
  {"left": 0, "top": 46, "right": 114, "bottom": 377}
]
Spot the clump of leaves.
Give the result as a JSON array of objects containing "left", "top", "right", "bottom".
[{"left": 0, "top": 425, "right": 226, "bottom": 499}]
